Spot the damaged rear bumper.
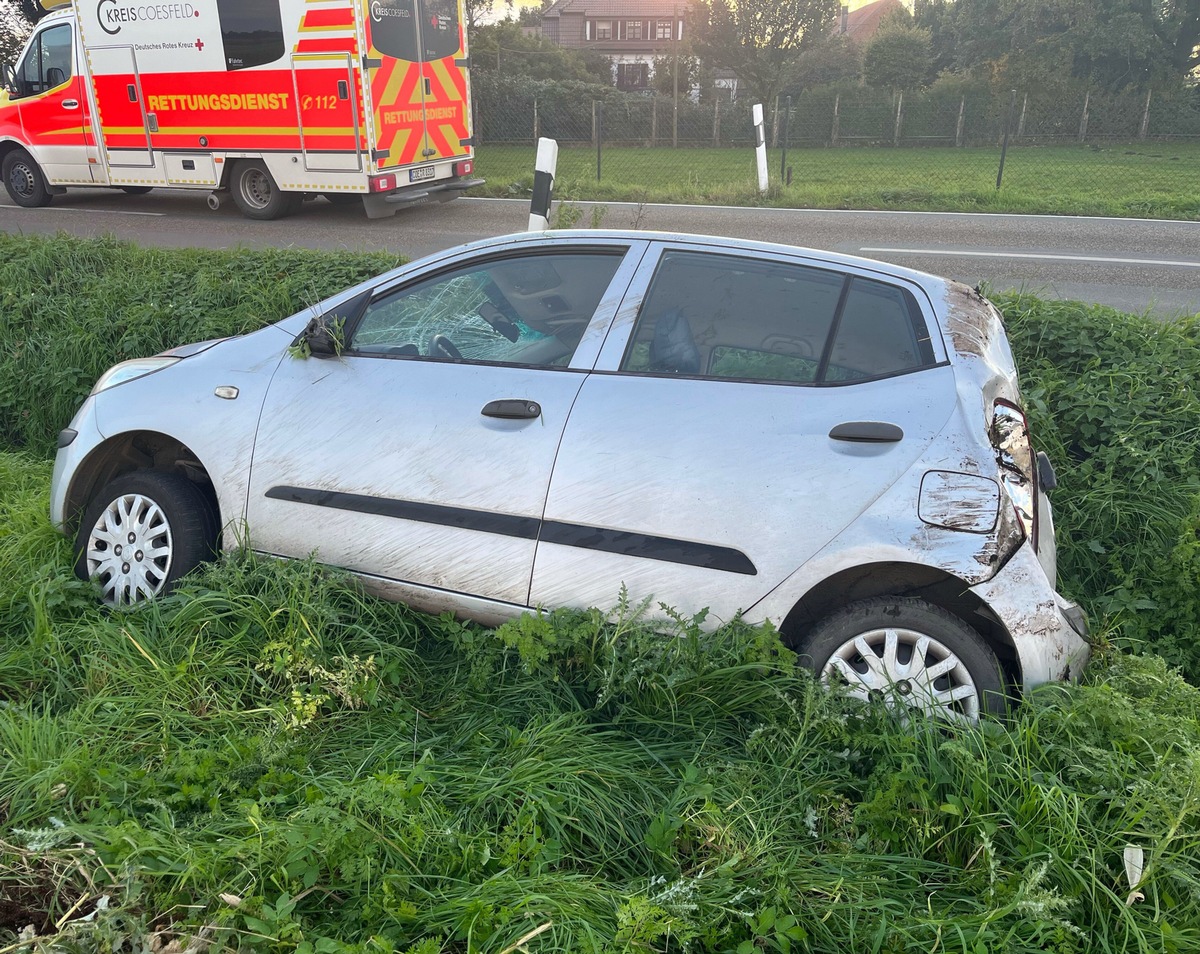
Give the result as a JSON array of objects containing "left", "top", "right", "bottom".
[{"left": 970, "top": 541, "right": 1090, "bottom": 687}]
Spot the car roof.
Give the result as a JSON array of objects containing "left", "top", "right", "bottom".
[{"left": 427, "top": 229, "right": 952, "bottom": 302}]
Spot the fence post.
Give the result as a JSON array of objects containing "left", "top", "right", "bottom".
[
  {"left": 596, "top": 101, "right": 603, "bottom": 182},
  {"left": 893, "top": 90, "right": 904, "bottom": 146},
  {"left": 1078, "top": 91, "right": 1090, "bottom": 142},
  {"left": 780, "top": 95, "right": 791, "bottom": 179},
  {"left": 592, "top": 100, "right": 598, "bottom": 146},
  {"left": 1140, "top": 89, "right": 1152, "bottom": 140},
  {"left": 651, "top": 98, "right": 658, "bottom": 146},
  {"left": 832, "top": 93, "right": 840, "bottom": 146},
  {"left": 533, "top": 98, "right": 539, "bottom": 144},
  {"left": 672, "top": 1, "right": 680, "bottom": 148},
  {"left": 996, "top": 89, "right": 1016, "bottom": 190},
  {"left": 955, "top": 96, "right": 965, "bottom": 147},
  {"left": 713, "top": 98, "right": 720, "bottom": 146}
]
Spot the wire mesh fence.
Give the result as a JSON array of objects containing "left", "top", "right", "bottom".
[{"left": 470, "top": 76, "right": 1200, "bottom": 216}]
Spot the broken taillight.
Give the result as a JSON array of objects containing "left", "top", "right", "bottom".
[{"left": 990, "top": 400, "right": 1039, "bottom": 550}]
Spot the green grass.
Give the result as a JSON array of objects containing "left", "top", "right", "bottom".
[
  {"left": 3, "top": 239, "right": 1200, "bottom": 951},
  {"left": 471, "top": 143, "right": 1200, "bottom": 219},
  {"left": 3, "top": 454, "right": 1200, "bottom": 953}
]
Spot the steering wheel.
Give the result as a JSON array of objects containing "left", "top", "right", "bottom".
[{"left": 430, "top": 334, "right": 463, "bottom": 360}]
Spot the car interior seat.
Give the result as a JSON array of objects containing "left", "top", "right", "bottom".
[{"left": 648, "top": 307, "right": 700, "bottom": 374}]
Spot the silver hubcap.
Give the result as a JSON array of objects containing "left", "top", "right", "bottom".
[
  {"left": 85, "top": 493, "right": 173, "bottom": 606},
  {"left": 9, "top": 162, "right": 35, "bottom": 198},
  {"left": 821, "top": 627, "right": 980, "bottom": 721},
  {"left": 241, "top": 169, "right": 273, "bottom": 209}
]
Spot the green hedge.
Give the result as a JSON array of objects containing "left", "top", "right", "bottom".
[{"left": 0, "top": 234, "right": 400, "bottom": 454}]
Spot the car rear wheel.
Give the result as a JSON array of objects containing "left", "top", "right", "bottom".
[
  {"left": 795, "top": 597, "right": 1007, "bottom": 721},
  {"left": 75, "top": 470, "right": 218, "bottom": 607},
  {"left": 230, "top": 160, "right": 302, "bottom": 220},
  {"left": 3, "top": 148, "right": 53, "bottom": 208}
]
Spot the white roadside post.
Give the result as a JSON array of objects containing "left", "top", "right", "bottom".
[
  {"left": 528, "top": 137, "right": 559, "bottom": 231},
  {"left": 752, "top": 103, "right": 768, "bottom": 194}
]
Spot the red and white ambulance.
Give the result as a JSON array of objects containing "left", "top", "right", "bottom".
[{"left": 0, "top": 0, "right": 481, "bottom": 218}]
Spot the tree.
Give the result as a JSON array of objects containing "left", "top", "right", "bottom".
[
  {"left": 0, "top": 0, "right": 32, "bottom": 66},
  {"left": 650, "top": 49, "right": 701, "bottom": 96},
  {"left": 14, "top": 0, "right": 44, "bottom": 25},
  {"left": 690, "top": 0, "right": 842, "bottom": 109},
  {"left": 463, "top": 0, "right": 513, "bottom": 32},
  {"left": 784, "top": 35, "right": 863, "bottom": 92},
  {"left": 863, "top": 23, "right": 934, "bottom": 90},
  {"left": 471, "top": 20, "right": 610, "bottom": 83},
  {"left": 517, "top": 0, "right": 553, "bottom": 25},
  {"left": 914, "top": 0, "right": 1200, "bottom": 90}
]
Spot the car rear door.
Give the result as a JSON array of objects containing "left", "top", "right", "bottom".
[
  {"left": 246, "top": 239, "right": 646, "bottom": 607},
  {"left": 530, "top": 240, "right": 959, "bottom": 622}
]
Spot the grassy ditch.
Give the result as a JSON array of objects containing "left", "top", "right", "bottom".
[
  {"left": 2, "top": 235, "right": 1200, "bottom": 950},
  {"left": 472, "top": 143, "right": 1200, "bottom": 220},
  {"left": 3, "top": 453, "right": 1200, "bottom": 953}
]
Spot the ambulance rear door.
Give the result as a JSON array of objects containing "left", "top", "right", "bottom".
[{"left": 360, "top": 0, "right": 472, "bottom": 175}]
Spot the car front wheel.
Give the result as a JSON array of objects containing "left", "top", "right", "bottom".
[
  {"left": 3, "top": 148, "right": 53, "bottom": 208},
  {"left": 75, "top": 470, "right": 218, "bottom": 607},
  {"left": 795, "top": 597, "right": 1007, "bottom": 721}
]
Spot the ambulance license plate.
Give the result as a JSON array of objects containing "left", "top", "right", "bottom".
[{"left": 409, "top": 166, "right": 436, "bottom": 182}]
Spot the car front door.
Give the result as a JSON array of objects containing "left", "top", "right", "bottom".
[
  {"left": 246, "top": 240, "right": 645, "bottom": 607},
  {"left": 530, "top": 241, "right": 958, "bottom": 622},
  {"left": 12, "top": 22, "right": 93, "bottom": 184}
]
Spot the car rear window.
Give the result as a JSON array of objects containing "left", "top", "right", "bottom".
[{"left": 620, "top": 250, "right": 935, "bottom": 385}]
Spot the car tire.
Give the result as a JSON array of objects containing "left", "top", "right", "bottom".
[
  {"left": 795, "top": 597, "right": 1007, "bottom": 721},
  {"left": 3, "top": 148, "right": 53, "bottom": 208},
  {"left": 75, "top": 470, "right": 219, "bottom": 607},
  {"left": 119, "top": 186, "right": 154, "bottom": 195},
  {"left": 230, "top": 160, "right": 302, "bottom": 220}
]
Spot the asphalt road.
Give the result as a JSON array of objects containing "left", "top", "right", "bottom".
[{"left": 2, "top": 188, "right": 1198, "bottom": 316}]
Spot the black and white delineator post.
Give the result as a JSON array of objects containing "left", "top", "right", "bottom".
[
  {"left": 528, "top": 138, "right": 559, "bottom": 231},
  {"left": 752, "top": 103, "right": 768, "bottom": 194}
]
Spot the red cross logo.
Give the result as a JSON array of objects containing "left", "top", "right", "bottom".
[{"left": 195, "top": 38, "right": 204, "bottom": 51}]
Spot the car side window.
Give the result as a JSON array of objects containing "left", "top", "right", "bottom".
[
  {"left": 15, "top": 25, "right": 73, "bottom": 98},
  {"left": 621, "top": 251, "right": 843, "bottom": 384},
  {"left": 620, "top": 250, "right": 934, "bottom": 385},
  {"left": 351, "top": 251, "right": 625, "bottom": 368},
  {"left": 825, "top": 277, "right": 935, "bottom": 381}
]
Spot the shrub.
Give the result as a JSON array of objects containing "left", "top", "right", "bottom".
[{"left": 0, "top": 234, "right": 398, "bottom": 455}]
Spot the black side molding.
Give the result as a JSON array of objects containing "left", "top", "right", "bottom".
[{"left": 266, "top": 486, "right": 757, "bottom": 576}]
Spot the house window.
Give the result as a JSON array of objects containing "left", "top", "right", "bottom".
[
  {"left": 616, "top": 62, "right": 649, "bottom": 90},
  {"left": 626, "top": 20, "right": 643, "bottom": 40},
  {"left": 655, "top": 19, "right": 673, "bottom": 40},
  {"left": 596, "top": 20, "right": 612, "bottom": 40}
]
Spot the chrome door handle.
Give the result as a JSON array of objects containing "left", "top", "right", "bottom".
[
  {"left": 829, "top": 421, "right": 904, "bottom": 442},
  {"left": 62, "top": 99, "right": 79, "bottom": 109},
  {"left": 482, "top": 399, "right": 541, "bottom": 420}
]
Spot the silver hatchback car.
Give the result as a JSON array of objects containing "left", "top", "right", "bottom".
[{"left": 51, "top": 230, "right": 1089, "bottom": 719}]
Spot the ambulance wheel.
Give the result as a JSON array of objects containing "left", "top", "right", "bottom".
[
  {"left": 3, "top": 148, "right": 53, "bottom": 208},
  {"left": 120, "top": 186, "right": 153, "bottom": 195},
  {"left": 230, "top": 160, "right": 302, "bottom": 220}
]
